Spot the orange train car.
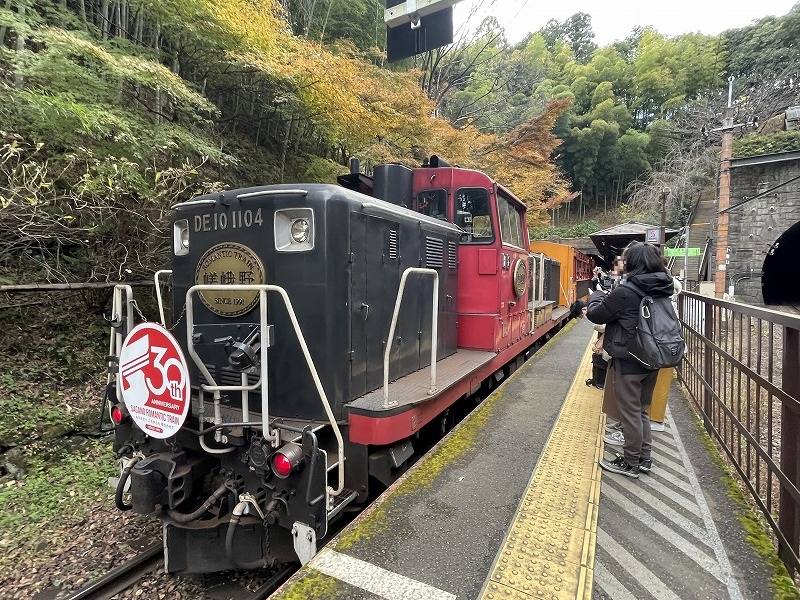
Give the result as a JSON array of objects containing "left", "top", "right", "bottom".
[{"left": 530, "top": 240, "right": 593, "bottom": 307}]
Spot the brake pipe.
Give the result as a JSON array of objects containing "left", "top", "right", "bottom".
[
  {"left": 167, "top": 481, "right": 233, "bottom": 524},
  {"left": 225, "top": 497, "right": 279, "bottom": 569},
  {"left": 114, "top": 455, "right": 142, "bottom": 511}
]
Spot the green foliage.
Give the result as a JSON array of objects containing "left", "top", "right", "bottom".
[
  {"left": 733, "top": 130, "right": 800, "bottom": 158},
  {"left": 0, "top": 439, "right": 116, "bottom": 530},
  {"left": 300, "top": 154, "right": 346, "bottom": 182},
  {"left": 0, "top": 131, "right": 224, "bottom": 281},
  {"left": 724, "top": 4, "right": 800, "bottom": 76},
  {"left": 0, "top": 391, "right": 78, "bottom": 448},
  {"left": 538, "top": 12, "right": 597, "bottom": 64},
  {"left": 285, "top": 0, "right": 383, "bottom": 53},
  {"left": 530, "top": 220, "right": 601, "bottom": 240}
]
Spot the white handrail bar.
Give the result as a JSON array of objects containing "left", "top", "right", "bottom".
[
  {"left": 186, "top": 284, "right": 345, "bottom": 497},
  {"left": 154, "top": 270, "right": 173, "bottom": 326},
  {"left": 382, "top": 268, "right": 440, "bottom": 409},
  {"left": 110, "top": 285, "right": 135, "bottom": 402}
]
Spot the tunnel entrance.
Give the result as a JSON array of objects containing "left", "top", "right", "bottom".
[{"left": 762, "top": 221, "right": 800, "bottom": 305}]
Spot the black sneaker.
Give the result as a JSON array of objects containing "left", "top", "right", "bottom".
[
  {"left": 639, "top": 458, "right": 652, "bottom": 473},
  {"left": 586, "top": 378, "right": 595, "bottom": 387},
  {"left": 599, "top": 454, "right": 639, "bottom": 478}
]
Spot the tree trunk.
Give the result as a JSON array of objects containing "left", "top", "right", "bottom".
[
  {"left": 78, "top": 0, "right": 88, "bottom": 30},
  {"left": 100, "top": 0, "right": 110, "bottom": 39},
  {"left": 113, "top": 0, "right": 121, "bottom": 38},
  {"left": 134, "top": 10, "right": 142, "bottom": 43},
  {"left": 279, "top": 115, "right": 296, "bottom": 184},
  {"left": 0, "top": 0, "right": 13, "bottom": 46},
  {"left": 319, "top": 0, "right": 335, "bottom": 43}
]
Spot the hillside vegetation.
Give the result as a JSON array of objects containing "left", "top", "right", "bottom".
[{"left": 2, "top": 1, "right": 799, "bottom": 285}]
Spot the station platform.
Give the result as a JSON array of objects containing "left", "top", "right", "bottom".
[{"left": 271, "top": 318, "right": 777, "bottom": 600}]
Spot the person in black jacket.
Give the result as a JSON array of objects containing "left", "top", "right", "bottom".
[{"left": 586, "top": 241, "right": 675, "bottom": 478}]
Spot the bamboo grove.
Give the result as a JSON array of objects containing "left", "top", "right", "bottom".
[{"left": 0, "top": 0, "right": 799, "bottom": 284}]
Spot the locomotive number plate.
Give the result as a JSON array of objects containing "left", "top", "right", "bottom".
[{"left": 195, "top": 242, "right": 266, "bottom": 317}]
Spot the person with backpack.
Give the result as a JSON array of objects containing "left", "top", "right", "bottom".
[
  {"left": 586, "top": 241, "right": 681, "bottom": 478},
  {"left": 648, "top": 276, "right": 684, "bottom": 431}
]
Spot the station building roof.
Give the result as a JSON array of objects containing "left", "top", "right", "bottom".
[{"left": 589, "top": 221, "right": 680, "bottom": 262}]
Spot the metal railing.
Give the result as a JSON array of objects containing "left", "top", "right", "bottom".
[
  {"left": 677, "top": 291, "right": 800, "bottom": 574},
  {"left": 383, "top": 268, "right": 440, "bottom": 408},
  {"left": 185, "top": 284, "right": 346, "bottom": 498}
]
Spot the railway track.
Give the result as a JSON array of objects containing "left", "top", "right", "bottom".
[
  {"left": 55, "top": 543, "right": 295, "bottom": 600},
  {"left": 61, "top": 543, "right": 163, "bottom": 600},
  {"left": 243, "top": 565, "right": 296, "bottom": 600}
]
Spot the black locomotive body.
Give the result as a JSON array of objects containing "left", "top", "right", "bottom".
[{"left": 109, "top": 182, "right": 461, "bottom": 572}]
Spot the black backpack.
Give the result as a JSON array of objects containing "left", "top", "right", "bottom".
[{"left": 625, "top": 282, "right": 685, "bottom": 370}]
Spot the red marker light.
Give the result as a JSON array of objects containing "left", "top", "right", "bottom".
[
  {"left": 271, "top": 443, "right": 304, "bottom": 478},
  {"left": 273, "top": 453, "right": 293, "bottom": 477},
  {"left": 111, "top": 405, "right": 128, "bottom": 425}
]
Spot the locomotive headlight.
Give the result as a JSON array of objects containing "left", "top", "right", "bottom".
[
  {"left": 275, "top": 208, "right": 314, "bottom": 252},
  {"left": 271, "top": 443, "right": 304, "bottom": 478},
  {"left": 173, "top": 219, "right": 190, "bottom": 256},
  {"left": 290, "top": 218, "right": 310, "bottom": 243}
]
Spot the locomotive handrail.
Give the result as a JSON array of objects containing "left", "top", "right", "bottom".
[
  {"left": 383, "top": 268, "right": 440, "bottom": 409},
  {"left": 171, "top": 198, "right": 217, "bottom": 210},
  {"left": 154, "top": 270, "right": 172, "bottom": 326},
  {"left": 186, "top": 284, "right": 346, "bottom": 498},
  {"left": 237, "top": 189, "right": 308, "bottom": 200},
  {"left": 110, "top": 285, "right": 135, "bottom": 402}
]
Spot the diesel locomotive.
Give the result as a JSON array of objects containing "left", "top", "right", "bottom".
[{"left": 105, "top": 156, "right": 591, "bottom": 573}]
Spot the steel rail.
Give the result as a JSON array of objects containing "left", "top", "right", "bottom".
[{"left": 62, "top": 543, "right": 163, "bottom": 600}]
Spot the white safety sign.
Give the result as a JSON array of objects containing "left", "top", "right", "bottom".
[{"left": 118, "top": 322, "right": 191, "bottom": 439}]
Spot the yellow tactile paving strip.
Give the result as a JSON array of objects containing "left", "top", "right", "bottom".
[{"left": 480, "top": 336, "right": 603, "bottom": 600}]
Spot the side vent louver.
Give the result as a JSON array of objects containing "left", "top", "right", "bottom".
[
  {"left": 426, "top": 237, "right": 444, "bottom": 269},
  {"left": 448, "top": 241, "right": 457, "bottom": 269},
  {"left": 198, "top": 364, "right": 259, "bottom": 389},
  {"left": 389, "top": 230, "right": 398, "bottom": 259},
  {"left": 220, "top": 367, "right": 259, "bottom": 387}
]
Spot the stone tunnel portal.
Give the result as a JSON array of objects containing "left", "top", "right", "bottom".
[{"left": 762, "top": 220, "right": 800, "bottom": 305}]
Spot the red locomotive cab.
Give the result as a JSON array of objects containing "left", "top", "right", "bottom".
[{"left": 412, "top": 164, "right": 530, "bottom": 352}]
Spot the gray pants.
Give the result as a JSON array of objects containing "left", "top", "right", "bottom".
[{"left": 611, "top": 359, "right": 659, "bottom": 465}]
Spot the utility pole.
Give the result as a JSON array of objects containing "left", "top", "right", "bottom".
[{"left": 715, "top": 76, "right": 735, "bottom": 299}]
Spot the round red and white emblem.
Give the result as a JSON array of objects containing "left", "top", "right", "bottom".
[{"left": 118, "top": 322, "right": 191, "bottom": 439}]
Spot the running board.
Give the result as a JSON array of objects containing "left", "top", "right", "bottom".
[{"left": 327, "top": 489, "right": 358, "bottom": 521}]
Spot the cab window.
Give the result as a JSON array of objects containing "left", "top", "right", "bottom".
[
  {"left": 416, "top": 189, "right": 448, "bottom": 220},
  {"left": 497, "top": 193, "right": 525, "bottom": 249},
  {"left": 455, "top": 188, "right": 494, "bottom": 244}
]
